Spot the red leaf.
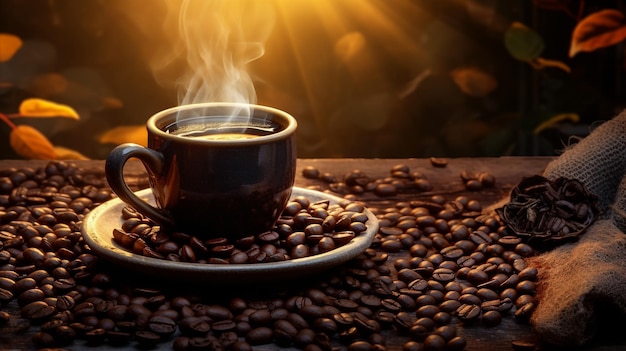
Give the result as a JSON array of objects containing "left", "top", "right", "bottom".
[
  {"left": 569, "top": 9, "right": 626, "bottom": 57},
  {"left": 10, "top": 125, "right": 57, "bottom": 160}
]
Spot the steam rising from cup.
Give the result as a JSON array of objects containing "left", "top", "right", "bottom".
[{"left": 150, "top": 0, "right": 276, "bottom": 120}]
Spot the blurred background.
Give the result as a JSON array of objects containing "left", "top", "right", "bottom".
[{"left": 0, "top": 0, "right": 624, "bottom": 159}]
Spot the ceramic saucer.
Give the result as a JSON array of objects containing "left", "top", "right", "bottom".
[{"left": 81, "top": 187, "right": 379, "bottom": 282}]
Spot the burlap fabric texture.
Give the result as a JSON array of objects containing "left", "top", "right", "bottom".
[{"left": 528, "top": 110, "right": 626, "bottom": 347}]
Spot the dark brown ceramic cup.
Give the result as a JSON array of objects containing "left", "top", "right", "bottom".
[{"left": 105, "top": 102, "right": 297, "bottom": 239}]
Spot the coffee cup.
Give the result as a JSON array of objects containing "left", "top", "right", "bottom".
[{"left": 105, "top": 102, "right": 297, "bottom": 239}]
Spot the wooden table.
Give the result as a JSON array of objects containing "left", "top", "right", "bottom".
[{"left": 0, "top": 157, "right": 623, "bottom": 351}]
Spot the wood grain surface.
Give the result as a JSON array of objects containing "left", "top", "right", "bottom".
[{"left": 1, "top": 157, "right": 623, "bottom": 351}]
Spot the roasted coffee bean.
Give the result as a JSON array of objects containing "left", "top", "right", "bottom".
[
  {"left": 211, "top": 319, "right": 237, "bottom": 333},
  {"left": 273, "top": 318, "right": 298, "bottom": 339},
  {"left": 148, "top": 315, "right": 177, "bottom": 337},
  {"left": 302, "top": 166, "right": 320, "bottom": 179},
  {"left": 0, "top": 287, "right": 14, "bottom": 302},
  {"left": 459, "top": 293, "right": 481, "bottom": 306},
  {"left": 244, "top": 309, "right": 271, "bottom": 328},
  {"left": 186, "top": 335, "right": 222, "bottom": 349},
  {"left": 32, "top": 331, "right": 56, "bottom": 348},
  {"left": 17, "top": 288, "right": 46, "bottom": 305},
  {"left": 511, "top": 340, "right": 537, "bottom": 351},
  {"left": 432, "top": 268, "right": 456, "bottom": 283},
  {"left": 434, "top": 325, "right": 457, "bottom": 342},
  {"left": 21, "top": 300, "right": 56, "bottom": 321},
  {"left": 439, "top": 299, "right": 462, "bottom": 313},
  {"left": 245, "top": 326, "right": 274, "bottom": 345},
  {"left": 285, "top": 312, "right": 309, "bottom": 330},
  {"left": 447, "top": 336, "right": 468, "bottom": 351},
  {"left": 313, "top": 317, "right": 337, "bottom": 335},
  {"left": 415, "top": 305, "right": 439, "bottom": 319},
  {"left": 205, "top": 304, "right": 233, "bottom": 321},
  {"left": 518, "top": 267, "right": 538, "bottom": 281},
  {"left": 456, "top": 304, "right": 481, "bottom": 322},
  {"left": 134, "top": 330, "right": 161, "bottom": 346},
  {"left": 514, "top": 302, "right": 536, "bottom": 322},
  {"left": 54, "top": 325, "right": 77, "bottom": 344},
  {"left": 179, "top": 316, "right": 211, "bottom": 336},
  {"left": 516, "top": 280, "right": 536, "bottom": 295},
  {"left": 424, "top": 333, "right": 447, "bottom": 351}
]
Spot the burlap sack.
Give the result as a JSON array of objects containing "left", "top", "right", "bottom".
[{"left": 527, "top": 111, "right": 626, "bottom": 347}]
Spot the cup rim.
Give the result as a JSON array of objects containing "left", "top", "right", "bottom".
[{"left": 147, "top": 102, "right": 297, "bottom": 145}]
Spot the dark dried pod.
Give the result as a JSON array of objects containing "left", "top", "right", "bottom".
[{"left": 496, "top": 175, "right": 597, "bottom": 249}]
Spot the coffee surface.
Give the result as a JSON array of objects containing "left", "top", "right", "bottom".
[
  {"left": 165, "top": 117, "right": 279, "bottom": 140},
  {"left": 183, "top": 132, "right": 260, "bottom": 141}
]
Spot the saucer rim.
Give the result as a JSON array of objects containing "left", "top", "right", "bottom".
[{"left": 81, "top": 187, "right": 379, "bottom": 282}]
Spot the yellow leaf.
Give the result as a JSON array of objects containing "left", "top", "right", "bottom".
[
  {"left": 529, "top": 57, "right": 572, "bottom": 73},
  {"left": 533, "top": 113, "right": 580, "bottom": 134},
  {"left": 53, "top": 146, "right": 89, "bottom": 160},
  {"left": 99, "top": 125, "right": 147, "bottom": 146},
  {"left": 10, "top": 125, "right": 57, "bottom": 160},
  {"left": 450, "top": 67, "right": 498, "bottom": 97},
  {"left": 0, "top": 33, "right": 23, "bottom": 62},
  {"left": 570, "top": 9, "right": 626, "bottom": 57},
  {"left": 19, "top": 98, "right": 79, "bottom": 119}
]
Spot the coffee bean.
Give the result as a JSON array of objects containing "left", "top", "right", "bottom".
[
  {"left": 482, "top": 310, "right": 502, "bottom": 326},
  {"left": 514, "top": 302, "right": 536, "bottom": 322},
  {"left": 32, "top": 331, "right": 56, "bottom": 348},
  {"left": 179, "top": 316, "right": 211, "bottom": 336},
  {"left": 21, "top": 300, "right": 56, "bottom": 321},
  {"left": 313, "top": 317, "right": 337, "bottom": 335},
  {"left": 511, "top": 340, "right": 537, "bottom": 351},
  {"left": 430, "top": 157, "right": 448, "bottom": 168},
  {"left": 302, "top": 166, "right": 320, "bottom": 179},
  {"left": 432, "top": 268, "right": 455, "bottom": 283},
  {"left": 0, "top": 287, "right": 14, "bottom": 302},
  {"left": 248, "top": 309, "right": 273, "bottom": 327},
  {"left": 360, "top": 295, "right": 382, "bottom": 309},
  {"left": 424, "top": 333, "right": 447, "bottom": 351},
  {"left": 211, "top": 319, "right": 237, "bottom": 333},
  {"left": 246, "top": 326, "right": 274, "bottom": 345},
  {"left": 459, "top": 293, "right": 481, "bottom": 306},
  {"left": 134, "top": 330, "right": 161, "bottom": 346},
  {"left": 447, "top": 336, "right": 468, "bottom": 351},
  {"left": 456, "top": 304, "right": 481, "bottom": 322},
  {"left": 518, "top": 267, "right": 538, "bottom": 281},
  {"left": 516, "top": 280, "right": 536, "bottom": 295},
  {"left": 415, "top": 305, "right": 439, "bottom": 319},
  {"left": 148, "top": 315, "right": 177, "bottom": 337}
]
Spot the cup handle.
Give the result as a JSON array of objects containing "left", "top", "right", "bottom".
[{"left": 105, "top": 143, "right": 175, "bottom": 228}]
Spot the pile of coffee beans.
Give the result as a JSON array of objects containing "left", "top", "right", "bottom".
[
  {"left": 302, "top": 165, "right": 434, "bottom": 197},
  {"left": 0, "top": 161, "right": 539, "bottom": 351},
  {"left": 113, "top": 196, "right": 372, "bottom": 263},
  {"left": 302, "top": 164, "right": 496, "bottom": 197}
]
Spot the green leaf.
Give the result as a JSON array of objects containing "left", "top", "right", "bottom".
[{"left": 504, "top": 22, "right": 545, "bottom": 61}]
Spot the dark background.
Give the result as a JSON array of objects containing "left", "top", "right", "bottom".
[{"left": 0, "top": 0, "right": 624, "bottom": 159}]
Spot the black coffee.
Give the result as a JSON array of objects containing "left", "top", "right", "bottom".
[{"left": 165, "top": 117, "right": 279, "bottom": 140}]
